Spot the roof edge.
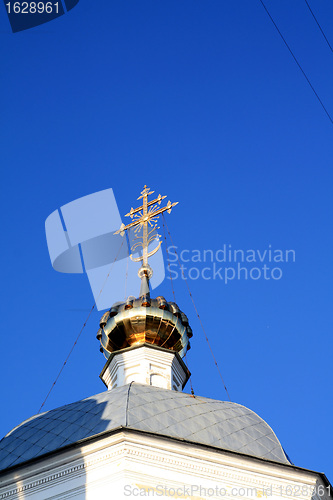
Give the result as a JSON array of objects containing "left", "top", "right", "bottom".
[{"left": 0, "top": 426, "right": 325, "bottom": 480}]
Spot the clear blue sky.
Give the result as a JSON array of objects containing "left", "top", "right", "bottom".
[{"left": 0, "top": 0, "right": 332, "bottom": 481}]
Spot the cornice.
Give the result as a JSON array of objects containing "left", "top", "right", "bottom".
[{"left": 0, "top": 437, "right": 325, "bottom": 500}]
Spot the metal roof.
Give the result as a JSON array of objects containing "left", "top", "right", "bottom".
[{"left": 0, "top": 383, "right": 290, "bottom": 471}]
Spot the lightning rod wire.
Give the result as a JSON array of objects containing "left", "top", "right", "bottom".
[
  {"left": 162, "top": 215, "right": 231, "bottom": 402},
  {"left": 37, "top": 238, "right": 125, "bottom": 414}
]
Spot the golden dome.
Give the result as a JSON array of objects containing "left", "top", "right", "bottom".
[{"left": 97, "top": 296, "right": 193, "bottom": 359}]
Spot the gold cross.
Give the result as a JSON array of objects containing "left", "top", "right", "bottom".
[{"left": 115, "top": 185, "right": 178, "bottom": 267}]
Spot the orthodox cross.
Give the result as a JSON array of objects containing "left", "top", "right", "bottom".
[{"left": 115, "top": 185, "right": 178, "bottom": 268}]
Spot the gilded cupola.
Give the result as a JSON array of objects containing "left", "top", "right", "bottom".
[{"left": 96, "top": 186, "right": 192, "bottom": 391}]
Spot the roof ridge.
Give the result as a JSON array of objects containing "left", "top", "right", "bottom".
[{"left": 125, "top": 382, "right": 134, "bottom": 427}]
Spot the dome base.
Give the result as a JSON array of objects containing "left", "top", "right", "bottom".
[{"left": 99, "top": 343, "right": 190, "bottom": 391}]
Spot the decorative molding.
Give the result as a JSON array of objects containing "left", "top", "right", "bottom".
[
  {"left": 0, "top": 434, "right": 324, "bottom": 500},
  {"left": 0, "top": 448, "right": 125, "bottom": 499}
]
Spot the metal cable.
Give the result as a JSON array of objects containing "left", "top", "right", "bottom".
[
  {"left": 162, "top": 215, "right": 231, "bottom": 402},
  {"left": 37, "top": 238, "right": 125, "bottom": 414},
  {"left": 304, "top": 0, "right": 333, "bottom": 54},
  {"left": 124, "top": 250, "right": 129, "bottom": 301},
  {"left": 162, "top": 218, "right": 176, "bottom": 302},
  {"left": 259, "top": 0, "right": 333, "bottom": 126},
  {"left": 162, "top": 218, "right": 194, "bottom": 394},
  {"left": 184, "top": 351, "right": 195, "bottom": 396}
]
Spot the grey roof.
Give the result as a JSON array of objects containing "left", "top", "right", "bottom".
[{"left": 0, "top": 383, "right": 290, "bottom": 471}]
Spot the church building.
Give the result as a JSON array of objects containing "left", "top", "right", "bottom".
[{"left": 0, "top": 187, "right": 331, "bottom": 500}]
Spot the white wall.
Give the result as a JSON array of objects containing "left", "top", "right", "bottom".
[{"left": 0, "top": 430, "right": 330, "bottom": 500}]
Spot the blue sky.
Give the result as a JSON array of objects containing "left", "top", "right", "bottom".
[{"left": 0, "top": 0, "right": 332, "bottom": 481}]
